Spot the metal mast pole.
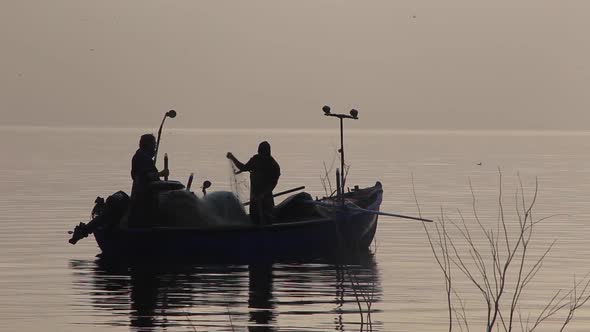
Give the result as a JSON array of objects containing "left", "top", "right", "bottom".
[
  {"left": 322, "top": 106, "right": 359, "bottom": 196},
  {"left": 340, "top": 117, "right": 345, "bottom": 192}
]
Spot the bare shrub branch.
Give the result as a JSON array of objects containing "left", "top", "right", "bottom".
[{"left": 417, "top": 173, "right": 590, "bottom": 332}]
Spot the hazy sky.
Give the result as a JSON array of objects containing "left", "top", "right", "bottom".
[{"left": 2, "top": 1, "right": 589, "bottom": 130}]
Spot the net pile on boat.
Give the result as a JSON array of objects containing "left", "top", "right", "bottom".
[{"left": 157, "top": 190, "right": 251, "bottom": 228}]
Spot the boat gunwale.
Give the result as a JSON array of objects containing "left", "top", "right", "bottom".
[{"left": 100, "top": 183, "right": 383, "bottom": 235}]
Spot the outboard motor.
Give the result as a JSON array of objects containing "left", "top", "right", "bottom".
[{"left": 68, "top": 191, "right": 130, "bottom": 244}]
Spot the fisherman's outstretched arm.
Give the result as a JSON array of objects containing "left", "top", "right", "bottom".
[{"left": 226, "top": 152, "right": 247, "bottom": 172}]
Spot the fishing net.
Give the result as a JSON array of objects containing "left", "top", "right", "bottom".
[
  {"left": 229, "top": 160, "right": 249, "bottom": 203},
  {"left": 157, "top": 190, "right": 250, "bottom": 227},
  {"left": 202, "top": 191, "right": 249, "bottom": 224}
]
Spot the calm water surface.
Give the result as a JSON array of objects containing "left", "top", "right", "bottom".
[{"left": 1, "top": 127, "right": 590, "bottom": 331}]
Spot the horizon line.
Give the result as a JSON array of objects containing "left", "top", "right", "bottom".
[{"left": 2, "top": 124, "right": 590, "bottom": 136}]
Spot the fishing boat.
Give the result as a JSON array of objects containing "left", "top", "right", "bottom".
[
  {"left": 68, "top": 107, "right": 429, "bottom": 262},
  {"left": 87, "top": 181, "right": 382, "bottom": 262}
]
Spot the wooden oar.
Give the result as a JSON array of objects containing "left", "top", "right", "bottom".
[
  {"left": 243, "top": 186, "right": 306, "bottom": 206},
  {"left": 306, "top": 200, "right": 433, "bottom": 222},
  {"left": 351, "top": 206, "right": 433, "bottom": 222}
]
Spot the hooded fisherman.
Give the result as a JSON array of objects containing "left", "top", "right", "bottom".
[{"left": 227, "top": 141, "right": 281, "bottom": 225}]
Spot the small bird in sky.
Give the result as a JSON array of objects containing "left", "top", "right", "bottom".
[{"left": 477, "top": 162, "right": 482, "bottom": 166}]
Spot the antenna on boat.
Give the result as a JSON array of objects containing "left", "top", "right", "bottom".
[
  {"left": 154, "top": 109, "right": 177, "bottom": 166},
  {"left": 322, "top": 105, "right": 358, "bottom": 195}
]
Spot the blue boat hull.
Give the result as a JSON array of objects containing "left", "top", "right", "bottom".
[{"left": 93, "top": 183, "right": 382, "bottom": 262}]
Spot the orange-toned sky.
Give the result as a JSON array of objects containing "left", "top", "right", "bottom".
[{"left": 2, "top": 1, "right": 589, "bottom": 129}]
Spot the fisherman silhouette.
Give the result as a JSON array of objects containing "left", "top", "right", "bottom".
[
  {"left": 129, "top": 134, "right": 169, "bottom": 227},
  {"left": 227, "top": 141, "right": 281, "bottom": 225}
]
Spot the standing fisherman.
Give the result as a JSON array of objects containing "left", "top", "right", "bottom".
[
  {"left": 129, "top": 134, "right": 169, "bottom": 226},
  {"left": 227, "top": 141, "right": 281, "bottom": 225}
]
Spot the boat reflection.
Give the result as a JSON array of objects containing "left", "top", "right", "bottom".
[{"left": 69, "top": 253, "right": 381, "bottom": 331}]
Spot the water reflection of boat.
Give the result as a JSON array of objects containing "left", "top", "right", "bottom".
[{"left": 69, "top": 253, "right": 381, "bottom": 331}]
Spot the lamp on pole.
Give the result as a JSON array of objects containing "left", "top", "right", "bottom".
[{"left": 154, "top": 109, "right": 177, "bottom": 165}]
